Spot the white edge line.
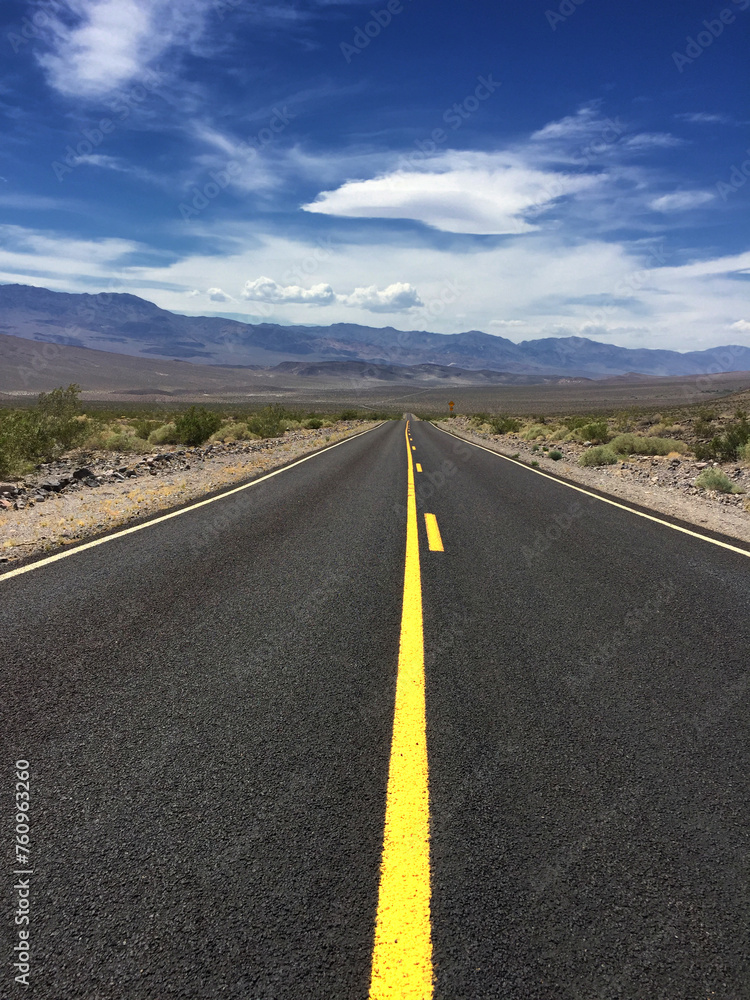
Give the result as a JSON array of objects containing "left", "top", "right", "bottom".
[
  {"left": 0, "top": 423, "right": 383, "bottom": 583},
  {"left": 434, "top": 422, "right": 750, "bottom": 560}
]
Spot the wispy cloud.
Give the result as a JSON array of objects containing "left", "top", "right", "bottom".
[
  {"left": 649, "top": 190, "right": 715, "bottom": 212},
  {"left": 36, "top": 0, "right": 214, "bottom": 99},
  {"left": 675, "top": 112, "right": 732, "bottom": 125}
]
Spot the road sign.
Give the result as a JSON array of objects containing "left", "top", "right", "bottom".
[{"left": 449, "top": 401, "right": 454, "bottom": 411}]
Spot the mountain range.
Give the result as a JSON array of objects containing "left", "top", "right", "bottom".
[{"left": 2, "top": 282, "right": 750, "bottom": 378}]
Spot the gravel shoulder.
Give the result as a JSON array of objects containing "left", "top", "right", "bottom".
[
  {"left": 439, "top": 417, "right": 750, "bottom": 546},
  {"left": 0, "top": 421, "right": 379, "bottom": 565}
]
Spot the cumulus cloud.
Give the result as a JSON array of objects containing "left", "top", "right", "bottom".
[
  {"left": 241, "top": 276, "right": 336, "bottom": 305},
  {"left": 340, "top": 282, "right": 422, "bottom": 312},
  {"left": 302, "top": 151, "right": 601, "bottom": 235},
  {"left": 730, "top": 320, "right": 750, "bottom": 332},
  {"left": 36, "top": 0, "right": 212, "bottom": 98},
  {"left": 207, "top": 287, "right": 233, "bottom": 302},
  {"left": 490, "top": 319, "right": 525, "bottom": 327},
  {"left": 650, "top": 190, "right": 715, "bottom": 212},
  {"left": 241, "top": 276, "right": 421, "bottom": 312}
]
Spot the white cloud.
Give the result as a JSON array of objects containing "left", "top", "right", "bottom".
[
  {"left": 241, "top": 276, "right": 336, "bottom": 305},
  {"left": 730, "top": 320, "right": 750, "bottom": 332},
  {"left": 650, "top": 190, "right": 715, "bottom": 212},
  {"left": 623, "top": 132, "right": 684, "bottom": 149},
  {"left": 340, "top": 283, "right": 422, "bottom": 312},
  {"left": 240, "top": 276, "right": 421, "bottom": 312},
  {"left": 676, "top": 112, "right": 731, "bottom": 125},
  {"left": 531, "top": 103, "right": 605, "bottom": 142},
  {"left": 207, "top": 287, "right": 233, "bottom": 302},
  {"left": 302, "top": 151, "right": 601, "bottom": 235},
  {"left": 490, "top": 319, "right": 526, "bottom": 327},
  {"left": 37, "top": 0, "right": 212, "bottom": 99}
]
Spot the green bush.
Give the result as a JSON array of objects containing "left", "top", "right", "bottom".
[
  {"left": 246, "top": 405, "right": 286, "bottom": 439},
  {"left": 695, "top": 468, "right": 745, "bottom": 494},
  {"left": 694, "top": 409, "right": 750, "bottom": 463},
  {"left": 489, "top": 415, "right": 521, "bottom": 434},
  {"left": 577, "top": 421, "right": 610, "bottom": 443},
  {"left": 83, "top": 428, "right": 150, "bottom": 453},
  {"left": 148, "top": 422, "right": 179, "bottom": 445},
  {"left": 563, "top": 415, "right": 590, "bottom": 431},
  {"left": 0, "top": 384, "right": 87, "bottom": 477},
  {"left": 580, "top": 446, "right": 618, "bottom": 467},
  {"left": 305, "top": 417, "right": 323, "bottom": 429},
  {"left": 609, "top": 433, "right": 687, "bottom": 456},
  {"left": 133, "top": 418, "right": 163, "bottom": 440},
  {"left": 174, "top": 406, "right": 222, "bottom": 446},
  {"left": 338, "top": 409, "right": 359, "bottom": 421},
  {"left": 549, "top": 450, "right": 563, "bottom": 461},
  {"left": 521, "top": 424, "right": 547, "bottom": 441}
]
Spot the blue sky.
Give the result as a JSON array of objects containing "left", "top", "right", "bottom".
[{"left": 1, "top": 0, "right": 749, "bottom": 350}]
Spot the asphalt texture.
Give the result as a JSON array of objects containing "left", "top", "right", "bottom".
[{"left": 2, "top": 418, "right": 749, "bottom": 999}]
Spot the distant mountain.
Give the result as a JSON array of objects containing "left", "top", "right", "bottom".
[
  {"left": 2, "top": 282, "right": 750, "bottom": 377},
  {"left": 0, "top": 330, "right": 575, "bottom": 395}
]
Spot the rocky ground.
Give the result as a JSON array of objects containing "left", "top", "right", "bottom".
[
  {"left": 0, "top": 421, "right": 377, "bottom": 565},
  {"left": 443, "top": 417, "right": 750, "bottom": 545}
]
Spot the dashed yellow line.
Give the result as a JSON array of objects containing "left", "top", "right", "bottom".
[
  {"left": 369, "top": 421, "right": 433, "bottom": 1000},
  {"left": 424, "top": 514, "right": 444, "bottom": 552},
  {"left": 416, "top": 464, "right": 423, "bottom": 473}
]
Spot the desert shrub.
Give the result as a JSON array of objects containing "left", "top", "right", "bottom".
[
  {"left": 695, "top": 468, "right": 745, "bottom": 493},
  {"left": 246, "top": 405, "right": 286, "bottom": 439},
  {"left": 174, "top": 407, "right": 222, "bottom": 446},
  {"left": 563, "top": 415, "right": 590, "bottom": 431},
  {"left": 521, "top": 424, "right": 547, "bottom": 441},
  {"left": 148, "top": 422, "right": 179, "bottom": 445},
  {"left": 208, "top": 421, "right": 257, "bottom": 443},
  {"left": 609, "top": 433, "right": 687, "bottom": 456},
  {"left": 305, "top": 417, "right": 323, "bottom": 429},
  {"left": 549, "top": 450, "right": 563, "bottom": 461},
  {"left": 577, "top": 420, "right": 610, "bottom": 443},
  {"left": 338, "top": 409, "right": 359, "bottom": 421},
  {"left": 530, "top": 460, "right": 539, "bottom": 467},
  {"left": 579, "top": 446, "right": 618, "bottom": 467},
  {"left": 83, "top": 428, "right": 150, "bottom": 453},
  {"left": 0, "top": 384, "right": 88, "bottom": 476},
  {"left": 489, "top": 415, "right": 521, "bottom": 434},
  {"left": 132, "top": 418, "right": 163, "bottom": 440},
  {"left": 740, "top": 441, "right": 750, "bottom": 463},
  {"left": 694, "top": 409, "right": 750, "bottom": 463}
]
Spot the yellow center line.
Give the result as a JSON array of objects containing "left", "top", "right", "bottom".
[
  {"left": 423, "top": 514, "right": 444, "bottom": 552},
  {"left": 369, "top": 421, "right": 433, "bottom": 1000}
]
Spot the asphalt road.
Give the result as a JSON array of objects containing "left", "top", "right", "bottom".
[{"left": 2, "top": 418, "right": 749, "bottom": 999}]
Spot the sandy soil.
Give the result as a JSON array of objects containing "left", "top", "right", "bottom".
[{"left": 0, "top": 421, "right": 378, "bottom": 566}]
